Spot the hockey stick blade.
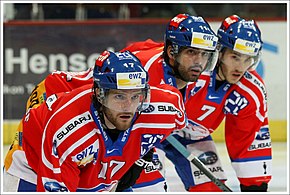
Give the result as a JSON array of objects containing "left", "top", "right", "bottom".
[{"left": 166, "top": 135, "right": 232, "bottom": 192}]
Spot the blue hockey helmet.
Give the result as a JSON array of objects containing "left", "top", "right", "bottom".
[
  {"left": 217, "top": 15, "right": 263, "bottom": 70},
  {"left": 165, "top": 13, "right": 218, "bottom": 52},
  {"left": 217, "top": 15, "right": 263, "bottom": 57},
  {"left": 93, "top": 50, "right": 150, "bottom": 111},
  {"left": 94, "top": 50, "right": 149, "bottom": 89},
  {"left": 164, "top": 13, "right": 219, "bottom": 71}
]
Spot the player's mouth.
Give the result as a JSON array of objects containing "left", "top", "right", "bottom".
[
  {"left": 189, "top": 67, "right": 202, "bottom": 76},
  {"left": 118, "top": 113, "right": 133, "bottom": 120},
  {"left": 232, "top": 72, "right": 242, "bottom": 78}
]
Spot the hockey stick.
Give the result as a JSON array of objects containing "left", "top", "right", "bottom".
[{"left": 166, "top": 134, "right": 232, "bottom": 192}]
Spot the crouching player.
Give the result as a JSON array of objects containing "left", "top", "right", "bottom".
[{"left": 3, "top": 50, "right": 186, "bottom": 192}]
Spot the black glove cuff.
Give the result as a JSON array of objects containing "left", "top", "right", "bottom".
[{"left": 240, "top": 182, "right": 268, "bottom": 192}]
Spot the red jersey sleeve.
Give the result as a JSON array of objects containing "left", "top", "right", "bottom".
[
  {"left": 154, "top": 84, "right": 186, "bottom": 132},
  {"left": 224, "top": 71, "right": 272, "bottom": 187},
  {"left": 26, "top": 68, "right": 93, "bottom": 110}
]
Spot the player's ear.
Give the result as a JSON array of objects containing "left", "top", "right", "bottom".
[
  {"left": 94, "top": 87, "right": 99, "bottom": 96},
  {"left": 167, "top": 46, "right": 175, "bottom": 59},
  {"left": 217, "top": 45, "right": 225, "bottom": 61}
]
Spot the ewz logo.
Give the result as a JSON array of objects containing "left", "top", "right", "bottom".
[
  {"left": 72, "top": 140, "right": 99, "bottom": 166},
  {"left": 129, "top": 73, "right": 142, "bottom": 79}
]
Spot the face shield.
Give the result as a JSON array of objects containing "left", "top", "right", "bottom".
[
  {"left": 175, "top": 47, "right": 219, "bottom": 73},
  {"left": 219, "top": 47, "right": 262, "bottom": 75},
  {"left": 232, "top": 38, "right": 262, "bottom": 70},
  {"left": 95, "top": 71, "right": 150, "bottom": 113},
  {"left": 172, "top": 31, "right": 219, "bottom": 73},
  {"left": 200, "top": 49, "right": 219, "bottom": 71},
  {"left": 97, "top": 87, "right": 150, "bottom": 113}
]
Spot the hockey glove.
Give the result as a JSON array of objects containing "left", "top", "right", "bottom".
[
  {"left": 116, "top": 149, "right": 154, "bottom": 192},
  {"left": 181, "top": 123, "right": 211, "bottom": 140}
]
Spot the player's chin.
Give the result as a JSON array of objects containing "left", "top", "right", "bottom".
[
  {"left": 228, "top": 75, "right": 242, "bottom": 84},
  {"left": 117, "top": 115, "right": 133, "bottom": 126},
  {"left": 188, "top": 74, "right": 200, "bottom": 82},
  {"left": 115, "top": 121, "right": 132, "bottom": 131}
]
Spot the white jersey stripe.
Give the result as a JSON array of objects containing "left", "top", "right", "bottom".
[
  {"left": 237, "top": 82, "right": 264, "bottom": 122},
  {"left": 232, "top": 159, "right": 272, "bottom": 178},
  {"left": 59, "top": 129, "right": 98, "bottom": 165},
  {"left": 175, "top": 118, "right": 185, "bottom": 126},
  {"left": 132, "top": 123, "right": 176, "bottom": 131},
  {"left": 151, "top": 86, "right": 185, "bottom": 114},
  {"left": 42, "top": 89, "right": 92, "bottom": 173},
  {"left": 144, "top": 51, "right": 163, "bottom": 71}
]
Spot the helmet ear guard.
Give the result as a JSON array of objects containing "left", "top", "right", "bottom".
[{"left": 94, "top": 87, "right": 105, "bottom": 104}]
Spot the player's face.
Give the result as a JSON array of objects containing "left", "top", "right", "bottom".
[
  {"left": 219, "top": 48, "right": 256, "bottom": 84},
  {"left": 175, "top": 47, "right": 211, "bottom": 82},
  {"left": 102, "top": 89, "right": 144, "bottom": 130}
]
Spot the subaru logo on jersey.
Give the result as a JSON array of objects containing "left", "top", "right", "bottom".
[
  {"left": 256, "top": 127, "right": 270, "bottom": 140},
  {"left": 224, "top": 91, "right": 248, "bottom": 115},
  {"left": 46, "top": 94, "right": 58, "bottom": 111},
  {"left": 56, "top": 112, "right": 93, "bottom": 141},
  {"left": 249, "top": 128, "right": 271, "bottom": 151},
  {"left": 140, "top": 134, "right": 164, "bottom": 156},
  {"left": 244, "top": 72, "right": 267, "bottom": 101},
  {"left": 142, "top": 104, "right": 155, "bottom": 113},
  {"left": 44, "top": 182, "right": 68, "bottom": 192},
  {"left": 158, "top": 105, "right": 182, "bottom": 117},
  {"left": 244, "top": 71, "right": 253, "bottom": 79},
  {"left": 198, "top": 151, "right": 218, "bottom": 165}
]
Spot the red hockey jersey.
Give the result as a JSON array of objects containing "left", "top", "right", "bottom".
[
  {"left": 122, "top": 39, "right": 272, "bottom": 187},
  {"left": 185, "top": 70, "right": 272, "bottom": 186},
  {"left": 22, "top": 84, "right": 185, "bottom": 191}
]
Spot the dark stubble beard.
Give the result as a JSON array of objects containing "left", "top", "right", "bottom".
[
  {"left": 173, "top": 59, "right": 202, "bottom": 82},
  {"left": 103, "top": 107, "right": 133, "bottom": 131}
]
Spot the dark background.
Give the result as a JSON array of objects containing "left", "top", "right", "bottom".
[{"left": 3, "top": 2, "right": 287, "bottom": 119}]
